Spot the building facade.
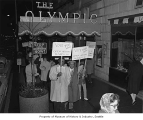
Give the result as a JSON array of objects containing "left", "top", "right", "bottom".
[{"left": 56, "top": 0, "right": 143, "bottom": 90}]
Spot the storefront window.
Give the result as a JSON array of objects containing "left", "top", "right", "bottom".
[
  {"left": 135, "top": 0, "right": 143, "bottom": 8},
  {"left": 110, "top": 33, "right": 135, "bottom": 71},
  {"left": 117, "top": 38, "right": 134, "bottom": 70}
]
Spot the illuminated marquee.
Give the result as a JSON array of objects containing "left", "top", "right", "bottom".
[{"left": 24, "top": 2, "right": 97, "bottom": 24}]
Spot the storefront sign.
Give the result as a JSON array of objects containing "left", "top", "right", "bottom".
[
  {"left": 72, "top": 46, "right": 88, "bottom": 60},
  {"left": 33, "top": 42, "right": 47, "bottom": 54},
  {"left": 24, "top": 2, "right": 97, "bottom": 24},
  {"left": 36, "top": 2, "right": 53, "bottom": 9},
  {"left": 86, "top": 41, "right": 96, "bottom": 49},
  {"left": 22, "top": 42, "right": 29, "bottom": 47},
  {"left": 96, "top": 45, "right": 103, "bottom": 67},
  {"left": 52, "top": 42, "right": 73, "bottom": 56},
  {"left": 24, "top": 11, "right": 97, "bottom": 24},
  {"left": 134, "top": 16, "right": 143, "bottom": 23},
  {"left": 17, "top": 59, "right": 21, "bottom": 65},
  {"left": 28, "top": 41, "right": 37, "bottom": 47}
]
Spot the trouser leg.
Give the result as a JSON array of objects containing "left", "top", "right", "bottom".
[
  {"left": 59, "top": 102, "right": 65, "bottom": 113},
  {"left": 69, "top": 102, "right": 73, "bottom": 109},
  {"left": 82, "top": 83, "right": 87, "bottom": 98},
  {"left": 87, "top": 74, "right": 92, "bottom": 83},
  {"left": 78, "top": 85, "right": 81, "bottom": 99},
  {"left": 54, "top": 102, "right": 60, "bottom": 113},
  {"left": 64, "top": 102, "right": 68, "bottom": 110}
]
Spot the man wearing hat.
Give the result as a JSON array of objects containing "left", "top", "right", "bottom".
[
  {"left": 49, "top": 58, "right": 71, "bottom": 113},
  {"left": 68, "top": 60, "right": 80, "bottom": 112}
]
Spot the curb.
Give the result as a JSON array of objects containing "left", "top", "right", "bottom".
[{"left": 92, "top": 75, "right": 143, "bottom": 100}]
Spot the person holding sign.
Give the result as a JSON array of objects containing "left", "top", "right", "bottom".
[
  {"left": 49, "top": 58, "right": 71, "bottom": 113},
  {"left": 68, "top": 60, "right": 80, "bottom": 112},
  {"left": 78, "top": 60, "right": 88, "bottom": 100}
]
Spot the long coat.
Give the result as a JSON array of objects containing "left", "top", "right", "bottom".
[
  {"left": 127, "top": 61, "right": 143, "bottom": 94},
  {"left": 49, "top": 65, "right": 71, "bottom": 102},
  {"left": 68, "top": 67, "right": 80, "bottom": 103}
]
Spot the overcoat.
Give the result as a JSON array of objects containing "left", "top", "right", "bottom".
[
  {"left": 49, "top": 65, "right": 71, "bottom": 102},
  {"left": 127, "top": 61, "right": 143, "bottom": 94},
  {"left": 68, "top": 67, "right": 80, "bottom": 103}
]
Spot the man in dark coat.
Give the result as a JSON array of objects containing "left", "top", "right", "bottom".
[
  {"left": 68, "top": 60, "right": 80, "bottom": 112},
  {"left": 127, "top": 54, "right": 143, "bottom": 105}
]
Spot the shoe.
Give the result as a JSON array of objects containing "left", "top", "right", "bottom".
[
  {"left": 132, "top": 101, "right": 136, "bottom": 105},
  {"left": 84, "top": 98, "right": 88, "bottom": 100},
  {"left": 70, "top": 108, "right": 75, "bottom": 112},
  {"left": 64, "top": 102, "right": 68, "bottom": 110}
]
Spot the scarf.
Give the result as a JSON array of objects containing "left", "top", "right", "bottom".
[{"left": 99, "top": 93, "right": 115, "bottom": 113}]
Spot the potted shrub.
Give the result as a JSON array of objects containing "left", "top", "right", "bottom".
[
  {"left": 18, "top": 17, "right": 51, "bottom": 113},
  {"left": 19, "top": 83, "right": 49, "bottom": 113}
]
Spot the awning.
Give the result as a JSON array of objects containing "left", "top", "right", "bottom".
[
  {"left": 18, "top": 17, "right": 101, "bottom": 36},
  {"left": 109, "top": 13, "right": 143, "bottom": 35}
]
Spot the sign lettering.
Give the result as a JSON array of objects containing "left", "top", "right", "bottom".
[
  {"left": 72, "top": 46, "right": 89, "bottom": 60},
  {"left": 52, "top": 42, "right": 73, "bottom": 56},
  {"left": 33, "top": 42, "right": 47, "bottom": 54}
]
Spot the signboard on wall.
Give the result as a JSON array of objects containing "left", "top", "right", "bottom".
[
  {"left": 22, "top": 42, "right": 29, "bottom": 47},
  {"left": 96, "top": 45, "right": 103, "bottom": 67},
  {"left": 52, "top": 42, "right": 73, "bottom": 56},
  {"left": 33, "top": 42, "right": 47, "bottom": 54},
  {"left": 72, "top": 46, "right": 88, "bottom": 60},
  {"left": 17, "top": 59, "right": 21, "bottom": 65}
]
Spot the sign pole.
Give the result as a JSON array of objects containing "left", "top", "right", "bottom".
[
  {"left": 59, "top": 56, "right": 62, "bottom": 83},
  {"left": 84, "top": 58, "right": 87, "bottom": 69},
  {"left": 19, "top": 65, "right": 20, "bottom": 73},
  {"left": 78, "top": 59, "right": 80, "bottom": 81}
]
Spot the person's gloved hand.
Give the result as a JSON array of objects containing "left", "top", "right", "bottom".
[{"left": 57, "top": 72, "right": 62, "bottom": 77}]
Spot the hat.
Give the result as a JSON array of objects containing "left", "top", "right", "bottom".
[{"left": 68, "top": 58, "right": 76, "bottom": 64}]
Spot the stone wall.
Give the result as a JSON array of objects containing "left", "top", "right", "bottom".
[{"left": 57, "top": 0, "right": 143, "bottom": 81}]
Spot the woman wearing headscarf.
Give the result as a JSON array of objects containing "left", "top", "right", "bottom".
[
  {"left": 99, "top": 93, "right": 120, "bottom": 113},
  {"left": 68, "top": 60, "right": 80, "bottom": 112}
]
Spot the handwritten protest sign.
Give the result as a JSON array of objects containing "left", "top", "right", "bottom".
[
  {"left": 88, "top": 47, "right": 94, "bottom": 58},
  {"left": 86, "top": 41, "right": 96, "bottom": 49},
  {"left": 72, "top": 46, "right": 89, "bottom": 60},
  {"left": 52, "top": 42, "right": 73, "bottom": 56},
  {"left": 33, "top": 42, "right": 47, "bottom": 54}
]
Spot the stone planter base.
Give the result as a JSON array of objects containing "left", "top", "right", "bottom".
[{"left": 19, "top": 93, "right": 49, "bottom": 113}]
